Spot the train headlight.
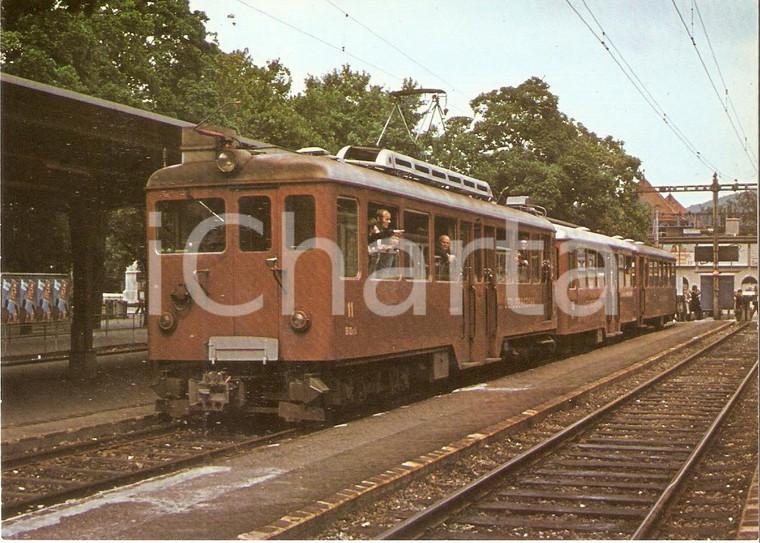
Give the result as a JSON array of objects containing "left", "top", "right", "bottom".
[
  {"left": 158, "top": 311, "right": 177, "bottom": 333},
  {"left": 289, "top": 309, "right": 311, "bottom": 333},
  {"left": 216, "top": 148, "right": 252, "bottom": 173}
]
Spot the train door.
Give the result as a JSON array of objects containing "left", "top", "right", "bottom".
[
  {"left": 605, "top": 251, "right": 621, "bottom": 335},
  {"left": 637, "top": 256, "right": 646, "bottom": 324},
  {"left": 483, "top": 225, "right": 498, "bottom": 358},
  {"left": 231, "top": 192, "right": 281, "bottom": 347},
  {"left": 153, "top": 195, "right": 237, "bottom": 361},
  {"left": 460, "top": 220, "right": 476, "bottom": 360},
  {"left": 542, "top": 234, "right": 554, "bottom": 321}
]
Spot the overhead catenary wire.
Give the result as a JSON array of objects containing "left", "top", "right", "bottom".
[
  {"left": 693, "top": 0, "right": 758, "bottom": 167},
  {"left": 566, "top": 0, "right": 725, "bottom": 179},
  {"left": 323, "top": 0, "right": 474, "bottom": 118},
  {"left": 235, "top": 0, "right": 403, "bottom": 83},
  {"left": 671, "top": 0, "right": 758, "bottom": 172},
  {"left": 235, "top": 0, "right": 474, "bottom": 119}
]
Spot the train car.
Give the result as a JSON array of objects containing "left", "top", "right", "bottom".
[
  {"left": 147, "top": 135, "right": 559, "bottom": 421},
  {"left": 553, "top": 226, "right": 676, "bottom": 346},
  {"left": 553, "top": 226, "right": 639, "bottom": 346},
  {"left": 147, "top": 129, "right": 675, "bottom": 422},
  {"left": 635, "top": 243, "right": 677, "bottom": 328}
]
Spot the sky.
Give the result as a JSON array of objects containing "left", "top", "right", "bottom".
[{"left": 187, "top": 0, "right": 758, "bottom": 207}]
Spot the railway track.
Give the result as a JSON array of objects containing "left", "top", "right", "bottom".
[
  {"left": 377, "top": 323, "right": 757, "bottom": 540},
  {"left": 1, "top": 424, "right": 298, "bottom": 519}
]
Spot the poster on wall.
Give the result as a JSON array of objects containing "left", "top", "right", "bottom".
[{"left": 1, "top": 274, "right": 71, "bottom": 324}]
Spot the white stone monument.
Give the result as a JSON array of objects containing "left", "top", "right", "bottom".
[{"left": 123, "top": 261, "right": 140, "bottom": 304}]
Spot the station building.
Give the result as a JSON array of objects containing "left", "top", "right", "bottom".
[{"left": 638, "top": 177, "right": 758, "bottom": 314}]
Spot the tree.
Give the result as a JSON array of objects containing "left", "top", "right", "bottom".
[
  {"left": 293, "top": 67, "right": 424, "bottom": 156},
  {"left": 180, "top": 49, "right": 310, "bottom": 147},
  {"left": 457, "top": 77, "right": 649, "bottom": 240}
]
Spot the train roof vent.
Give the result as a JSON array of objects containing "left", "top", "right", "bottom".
[
  {"left": 575, "top": 226, "right": 590, "bottom": 232},
  {"left": 335, "top": 145, "right": 493, "bottom": 200},
  {"left": 612, "top": 235, "right": 624, "bottom": 239},
  {"left": 503, "top": 196, "right": 546, "bottom": 216},
  {"left": 296, "top": 147, "right": 335, "bottom": 157},
  {"left": 623, "top": 238, "right": 634, "bottom": 242}
]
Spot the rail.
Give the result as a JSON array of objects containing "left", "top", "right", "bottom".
[{"left": 377, "top": 322, "right": 757, "bottom": 540}]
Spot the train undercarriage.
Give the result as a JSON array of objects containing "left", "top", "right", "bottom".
[{"left": 152, "top": 349, "right": 454, "bottom": 422}]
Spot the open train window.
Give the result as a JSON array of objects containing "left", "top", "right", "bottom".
[
  {"left": 156, "top": 198, "right": 225, "bottom": 254},
  {"left": 285, "top": 195, "right": 315, "bottom": 250},
  {"left": 517, "top": 232, "right": 530, "bottom": 284},
  {"left": 403, "top": 210, "right": 429, "bottom": 280},
  {"left": 337, "top": 198, "right": 358, "bottom": 278},
  {"left": 434, "top": 216, "right": 457, "bottom": 281},
  {"left": 239, "top": 196, "right": 271, "bottom": 252},
  {"left": 367, "top": 202, "right": 400, "bottom": 279}
]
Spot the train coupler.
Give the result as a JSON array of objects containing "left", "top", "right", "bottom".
[{"left": 188, "top": 370, "right": 246, "bottom": 412}]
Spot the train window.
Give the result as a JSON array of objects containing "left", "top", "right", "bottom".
[
  {"left": 435, "top": 216, "right": 458, "bottom": 281},
  {"left": 518, "top": 233, "right": 530, "bottom": 284},
  {"left": 618, "top": 255, "right": 626, "bottom": 287},
  {"left": 542, "top": 235, "right": 553, "bottom": 283},
  {"left": 576, "top": 249, "right": 588, "bottom": 288},
  {"left": 474, "top": 223, "right": 483, "bottom": 282},
  {"left": 460, "top": 221, "right": 473, "bottom": 280},
  {"left": 284, "top": 195, "right": 315, "bottom": 250},
  {"left": 368, "top": 202, "right": 401, "bottom": 279},
  {"left": 239, "top": 196, "right": 271, "bottom": 252},
  {"left": 414, "top": 164, "right": 430, "bottom": 174},
  {"left": 337, "top": 198, "right": 358, "bottom": 278},
  {"left": 448, "top": 176, "right": 461, "bottom": 184},
  {"left": 627, "top": 256, "right": 634, "bottom": 287},
  {"left": 530, "top": 233, "right": 541, "bottom": 283},
  {"left": 584, "top": 249, "right": 596, "bottom": 288},
  {"left": 156, "top": 198, "right": 225, "bottom": 254},
  {"left": 403, "top": 210, "right": 430, "bottom": 279},
  {"left": 593, "top": 251, "right": 604, "bottom": 288},
  {"left": 395, "top": 158, "right": 412, "bottom": 168},
  {"left": 432, "top": 170, "right": 446, "bottom": 179},
  {"left": 484, "top": 226, "right": 496, "bottom": 281},
  {"left": 496, "top": 228, "right": 508, "bottom": 283}
]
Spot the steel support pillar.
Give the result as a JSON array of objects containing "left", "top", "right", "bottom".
[{"left": 68, "top": 196, "right": 104, "bottom": 378}]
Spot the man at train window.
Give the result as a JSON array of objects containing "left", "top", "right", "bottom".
[
  {"left": 368, "top": 209, "right": 399, "bottom": 275},
  {"left": 435, "top": 235, "right": 456, "bottom": 280}
]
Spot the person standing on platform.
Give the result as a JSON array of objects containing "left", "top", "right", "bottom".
[
  {"left": 689, "top": 284, "right": 702, "bottom": 320},
  {"left": 734, "top": 289, "right": 745, "bottom": 321}
]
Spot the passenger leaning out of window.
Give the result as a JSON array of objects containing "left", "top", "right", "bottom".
[
  {"left": 435, "top": 235, "right": 456, "bottom": 280},
  {"left": 368, "top": 209, "right": 400, "bottom": 274}
]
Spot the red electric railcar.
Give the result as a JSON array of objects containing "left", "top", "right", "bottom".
[{"left": 147, "top": 132, "right": 674, "bottom": 421}]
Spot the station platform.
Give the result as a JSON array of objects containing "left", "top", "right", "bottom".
[
  {"left": 1, "top": 318, "right": 757, "bottom": 540},
  {"left": 1, "top": 348, "right": 157, "bottom": 458}
]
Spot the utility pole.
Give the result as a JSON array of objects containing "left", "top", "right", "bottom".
[
  {"left": 711, "top": 173, "right": 720, "bottom": 320},
  {"left": 642, "top": 178, "right": 757, "bottom": 321}
]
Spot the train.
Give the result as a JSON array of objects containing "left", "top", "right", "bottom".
[{"left": 147, "top": 128, "right": 676, "bottom": 422}]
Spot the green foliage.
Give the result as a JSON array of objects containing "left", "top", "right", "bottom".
[
  {"left": 1, "top": 0, "right": 218, "bottom": 114},
  {"left": 292, "top": 68, "right": 424, "bottom": 155},
  {"left": 1, "top": 1, "right": 654, "bottom": 276},
  {"left": 104, "top": 206, "right": 145, "bottom": 291},
  {"left": 456, "top": 78, "right": 649, "bottom": 240}
]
